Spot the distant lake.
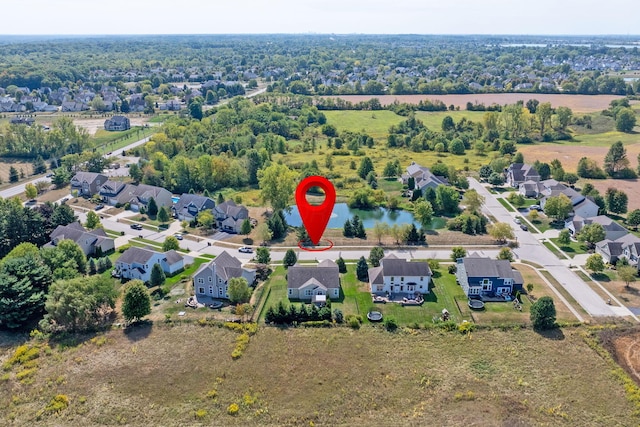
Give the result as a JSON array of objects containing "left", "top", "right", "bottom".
[{"left": 284, "top": 203, "right": 445, "bottom": 230}]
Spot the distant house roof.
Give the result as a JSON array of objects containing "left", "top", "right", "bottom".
[
  {"left": 508, "top": 163, "right": 540, "bottom": 183},
  {"left": 71, "top": 172, "right": 107, "bottom": 186},
  {"left": 173, "top": 193, "right": 215, "bottom": 217},
  {"left": 368, "top": 254, "right": 432, "bottom": 285},
  {"left": 404, "top": 162, "right": 448, "bottom": 190},
  {"left": 117, "top": 246, "right": 183, "bottom": 266},
  {"left": 215, "top": 200, "right": 248, "bottom": 220},
  {"left": 49, "top": 222, "right": 113, "bottom": 254},
  {"left": 193, "top": 250, "right": 249, "bottom": 282},
  {"left": 596, "top": 240, "right": 623, "bottom": 258},
  {"left": 287, "top": 259, "right": 340, "bottom": 290},
  {"left": 571, "top": 215, "right": 626, "bottom": 234}
]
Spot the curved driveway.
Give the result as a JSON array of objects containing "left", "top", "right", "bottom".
[{"left": 469, "top": 178, "right": 632, "bottom": 318}]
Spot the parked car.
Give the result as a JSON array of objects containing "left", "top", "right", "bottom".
[
  {"left": 61, "top": 197, "right": 69, "bottom": 204},
  {"left": 95, "top": 204, "right": 104, "bottom": 210},
  {"left": 174, "top": 233, "right": 183, "bottom": 240},
  {"left": 45, "top": 173, "right": 53, "bottom": 178},
  {"left": 514, "top": 218, "right": 521, "bottom": 224},
  {"left": 520, "top": 224, "right": 528, "bottom": 231},
  {"left": 130, "top": 223, "right": 143, "bottom": 230},
  {"left": 238, "top": 246, "right": 253, "bottom": 253},
  {"left": 530, "top": 205, "right": 541, "bottom": 211}
]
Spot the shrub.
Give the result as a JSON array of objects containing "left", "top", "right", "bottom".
[
  {"left": 447, "top": 264, "right": 457, "bottom": 274},
  {"left": 194, "top": 409, "right": 208, "bottom": 419},
  {"left": 45, "top": 394, "right": 70, "bottom": 414},
  {"left": 301, "top": 320, "right": 332, "bottom": 328},
  {"left": 384, "top": 317, "right": 398, "bottom": 332},
  {"left": 458, "top": 321, "right": 475, "bottom": 334},
  {"left": 227, "top": 403, "right": 240, "bottom": 416},
  {"left": 346, "top": 314, "right": 361, "bottom": 329},
  {"left": 206, "top": 389, "right": 218, "bottom": 399}
]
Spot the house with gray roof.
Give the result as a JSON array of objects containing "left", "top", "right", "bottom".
[
  {"left": 46, "top": 222, "right": 114, "bottom": 256},
  {"left": 401, "top": 162, "right": 449, "bottom": 192},
  {"left": 538, "top": 180, "right": 599, "bottom": 219},
  {"left": 104, "top": 115, "right": 130, "bottom": 131},
  {"left": 566, "top": 215, "right": 627, "bottom": 241},
  {"left": 110, "top": 183, "right": 172, "bottom": 212},
  {"left": 368, "top": 254, "right": 431, "bottom": 298},
  {"left": 506, "top": 163, "right": 540, "bottom": 188},
  {"left": 70, "top": 172, "right": 108, "bottom": 197},
  {"left": 596, "top": 233, "right": 640, "bottom": 266},
  {"left": 287, "top": 259, "right": 341, "bottom": 303},
  {"left": 99, "top": 180, "right": 128, "bottom": 205},
  {"left": 193, "top": 251, "right": 255, "bottom": 300},
  {"left": 455, "top": 253, "right": 523, "bottom": 299},
  {"left": 114, "top": 246, "right": 184, "bottom": 283},
  {"left": 214, "top": 200, "right": 249, "bottom": 233},
  {"left": 172, "top": 193, "right": 215, "bottom": 221}
]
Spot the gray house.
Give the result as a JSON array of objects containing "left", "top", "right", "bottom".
[
  {"left": 214, "top": 200, "right": 249, "bottom": 233},
  {"left": 46, "top": 222, "right": 115, "bottom": 256},
  {"left": 114, "top": 246, "right": 184, "bottom": 283},
  {"left": 70, "top": 172, "right": 108, "bottom": 197},
  {"left": 287, "top": 259, "right": 341, "bottom": 303},
  {"left": 109, "top": 183, "right": 173, "bottom": 212},
  {"left": 401, "top": 162, "right": 448, "bottom": 192},
  {"left": 104, "top": 115, "right": 131, "bottom": 131},
  {"left": 456, "top": 254, "right": 523, "bottom": 299},
  {"left": 506, "top": 163, "right": 540, "bottom": 188},
  {"left": 566, "top": 215, "right": 628, "bottom": 241},
  {"left": 172, "top": 194, "right": 215, "bottom": 221},
  {"left": 596, "top": 233, "right": 640, "bottom": 266},
  {"left": 193, "top": 251, "right": 255, "bottom": 300}
]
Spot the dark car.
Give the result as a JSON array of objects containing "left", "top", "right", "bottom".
[
  {"left": 520, "top": 224, "right": 528, "bottom": 231},
  {"left": 130, "top": 223, "right": 143, "bottom": 230}
]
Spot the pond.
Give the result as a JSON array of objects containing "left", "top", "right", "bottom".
[{"left": 284, "top": 203, "right": 446, "bottom": 230}]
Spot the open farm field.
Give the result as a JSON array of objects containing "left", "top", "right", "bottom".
[
  {"left": 0, "top": 158, "right": 34, "bottom": 184},
  {"left": 0, "top": 324, "right": 636, "bottom": 426},
  {"left": 588, "top": 178, "right": 640, "bottom": 211},
  {"left": 323, "top": 94, "right": 629, "bottom": 113}
]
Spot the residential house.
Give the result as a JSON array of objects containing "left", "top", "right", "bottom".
[
  {"left": 192, "top": 251, "right": 255, "bottom": 300},
  {"left": 455, "top": 253, "right": 523, "bottom": 299},
  {"left": 61, "top": 101, "right": 89, "bottom": 112},
  {"left": 214, "top": 200, "right": 249, "bottom": 233},
  {"left": 9, "top": 116, "right": 35, "bottom": 125},
  {"left": 46, "top": 222, "right": 115, "bottom": 256},
  {"left": 596, "top": 233, "right": 640, "bottom": 266},
  {"left": 159, "top": 99, "right": 181, "bottom": 111},
  {"left": 566, "top": 215, "right": 628, "bottom": 241},
  {"left": 287, "top": 259, "right": 341, "bottom": 303},
  {"left": 537, "top": 179, "right": 599, "bottom": 219},
  {"left": 368, "top": 254, "right": 432, "bottom": 297},
  {"left": 172, "top": 193, "right": 215, "bottom": 221},
  {"left": 114, "top": 246, "right": 184, "bottom": 282},
  {"left": 104, "top": 115, "right": 131, "bottom": 131},
  {"left": 111, "top": 184, "right": 173, "bottom": 212},
  {"left": 70, "top": 172, "right": 108, "bottom": 197},
  {"left": 401, "top": 162, "right": 449, "bottom": 192},
  {"left": 506, "top": 163, "right": 540, "bottom": 188},
  {"left": 99, "top": 180, "right": 129, "bottom": 205}
]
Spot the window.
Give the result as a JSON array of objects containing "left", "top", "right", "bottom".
[
  {"left": 401, "top": 277, "right": 404, "bottom": 282},
  {"left": 482, "top": 283, "right": 491, "bottom": 291},
  {"left": 305, "top": 289, "right": 312, "bottom": 296},
  {"left": 288, "top": 289, "right": 292, "bottom": 295},
  {"left": 420, "top": 276, "right": 423, "bottom": 281},
  {"left": 390, "top": 277, "right": 394, "bottom": 282},
  {"left": 198, "top": 287, "right": 204, "bottom": 294},
  {"left": 209, "top": 286, "right": 213, "bottom": 294},
  {"left": 400, "top": 286, "right": 404, "bottom": 291},
  {"left": 208, "top": 276, "right": 212, "bottom": 282},
  {"left": 198, "top": 278, "right": 204, "bottom": 284},
  {"left": 376, "top": 285, "right": 383, "bottom": 292}
]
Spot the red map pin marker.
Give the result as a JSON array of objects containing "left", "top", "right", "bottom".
[{"left": 295, "top": 176, "right": 336, "bottom": 246}]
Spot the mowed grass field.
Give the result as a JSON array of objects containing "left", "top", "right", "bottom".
[{"left": 0, "top": 325, "right": 635, "bottom": 426}]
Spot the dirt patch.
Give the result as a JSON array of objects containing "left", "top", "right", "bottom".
[
  {"left": 518, "top": 142, "right": 640, "bottom": 171},
  {"left": 323, "top": 94, "right": 628, "bottom": 113},
  {"left": 588, "top": 179, "right": 640, "bottom": 211},
  {"left": 602, "top": 327, "right": 640, "bottom": 386}
]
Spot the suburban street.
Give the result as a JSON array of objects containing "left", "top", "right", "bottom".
[{"left": 469, "top": 177, "right": 633, "bottom": 318}]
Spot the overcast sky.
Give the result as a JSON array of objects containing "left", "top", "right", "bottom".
[{"left": 2, "top": 0, "right": 638, "bottom": 35}]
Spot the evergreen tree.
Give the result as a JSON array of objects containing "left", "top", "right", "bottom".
[
  {"left": 147, "top": 197, "right": 158, "bottom": 217},
  {"left": 356, "top": 256, "right": 369, "bottom": 282},
  {"left": 336, "top": 256, "right": 347, "bottom": 273},
  {"left": 9, "top": 166, "right": 19, "bottom": 183},
  {"left": 157, "top": 206, "right": 170, "bottom": 223},
  {"left": 343, "top": 218, "right": 354, "bottom": 237},
  {"left": 283, "top": 249, "right": 297, "bottom": 269},
  {"left": 89, "top": 258, "right": 97, "bottom": 275},
  {"left": 149, "top": 263, "right": 166, "bottom": 287},
  {"left": 369, "top": 246, "right": 385, "bottom": 267},
  {"left": 240, "top": 218, "right": 252, "bottom": 235},
  {"left": 530, "top": 296, "right": 557, "bottom": 330}
]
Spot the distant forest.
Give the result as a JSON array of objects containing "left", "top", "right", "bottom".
[{"left": 0, "top": 34, "right": 639, "bottom": 95}]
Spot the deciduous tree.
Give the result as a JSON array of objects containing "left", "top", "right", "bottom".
[
  {"left": 488, "top": 222, "right": 514, "bottom": 243},
  {"left": 450, "top": 246, "right": 466, "bottom": 262},
  {"left": 258, "top": 163, "right": 297, "bottom": 212},
  {"left": 85, "top": 210, "right": 101, "bottom": 230},
  {"left": 149, "top": 263, "right": 166, "bottom": 287},
  {"left": 162, "top": 236, "right": 180, "bottom": 252},
  {"left": 228, "top": 277, "right": 251, "bottom": 304},
  {"left": 585, "top": 253, "right": 605, "bottom": 274},
  {"left": 543, "top": 194, "right": 573, "bottom": 221},
  {"left": 369, "top": 247, "right": 385, "bottom": 267},
  {"left": 122, "top": 280, "right": 151, "bottom": 324},
  {"left": 618, "top": 265, "right": 637, "bottom": 289},
  {"left": 530, "top": 296, "right": 556, "bottom": 330}
]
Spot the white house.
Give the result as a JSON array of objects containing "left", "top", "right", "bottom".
[
  {"left": 192, "top": 251, "right": 255, "bottom": 300},
  {"left": 114, "top": 247, "right": 184, "bottom": 283},
  {"left": 287, "top": 259, "right": 341, "bottom": 302},
  {"left": 368, "top": 254, "right": 431, "bottom": 297}
]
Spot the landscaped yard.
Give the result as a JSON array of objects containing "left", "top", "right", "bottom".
[{"left": 549, "top": 237, "right": 589, "bottom": 258}]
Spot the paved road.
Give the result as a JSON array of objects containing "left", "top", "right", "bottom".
[{"left": 469, "top": 178, "right": 632, "bottom": 318}]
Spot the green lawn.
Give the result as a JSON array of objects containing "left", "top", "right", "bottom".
[
  {"left": 93, "top": 126, "right": 154, "bottom": 154},
  {"left": 497, "top": 198, "right": 515, "bottom": 212},
  {"left": 323, "top": 110, "right": 404, "bottom": 141},
  {"left": 549, "top": 237, "right": 589, "bottom": 257},
  {"left": 164, "top": 257, "right": 210, "bottom": 287},
  {"left": 414, "top": 110, "right": 486, "bottom": 130},
  {"left": 543, "top": 241, "right": 569, "bottom": 260},
  {"left": 260, "top": 264, "right": 471, "bottom": 326}
]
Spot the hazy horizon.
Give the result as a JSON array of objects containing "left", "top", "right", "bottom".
[{"left": 2, "top": 0, "right": 637, "bottom": 36}]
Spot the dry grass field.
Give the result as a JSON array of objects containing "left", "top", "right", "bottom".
[
  {"left": 0, "top": 159, "right": 33, "bottom": 184},
  {"left": 0, "top": 325, "right": 636, "bottom": 427},
  {"left": 323, "top": 94, "right": 630, "bottom": 113}
]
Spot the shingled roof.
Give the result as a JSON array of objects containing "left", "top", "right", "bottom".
[{"left": 287, "top": 259, "right": 340, "bottom": 290}]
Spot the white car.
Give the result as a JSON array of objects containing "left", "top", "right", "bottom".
[
  {"left": 514, "top": 218, "right": 521, "bottom": 224},
  {"left": 238, "top": 246, "right": 253, "bottom": 253},
  {"left": 174, "top": 233, "right": 183, "bottom": 240}
]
